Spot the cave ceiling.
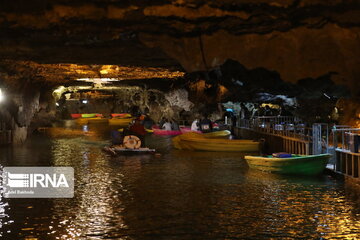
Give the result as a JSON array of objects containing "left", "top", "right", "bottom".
[{"left": 1, "top": 0, "right": 360, "bottom": 93}]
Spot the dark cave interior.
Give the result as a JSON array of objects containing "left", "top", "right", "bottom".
[{"left": 1, "top": 0, "right": 360, "bottom": 143}]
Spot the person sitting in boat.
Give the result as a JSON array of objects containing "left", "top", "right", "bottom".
[
  {"left": 143, "top": 114, "right": 154, "bottom": 129},
  {"left": 129, "top": 119, "right": 147, "bottom": 136},
  {"left": 199, "top": 115, "right": 213, "bottom": 133},
  {"left": 139, "top": 114, "right": 145, "bottom": 121},
  {"left": 162, "top": 119, "right": 172, "bottom": 131},
  {"left": 111, "top": 129, "right": 124, "bottom": 145},
  {"left": 171, "top": 119, "right": 180, "bottom": 131},
  {"left": 212, "top": 122, "right": 220, "bottom": 130},
  {"left": 159, "top": 117, "right": 166, "bottom": 127},
  {"left": 129, "top": 119, "right": 147, "bottom": 146},
  {"left": 191, "top": 119, "right": 199, "bottom": 131}
]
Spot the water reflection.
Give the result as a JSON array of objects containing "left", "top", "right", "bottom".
[
  {"left": 0, "top": 165, "right": 11, "bottom": 238},
  {"left": 1, "top": 123, "right": 360, "bottom": 239}
]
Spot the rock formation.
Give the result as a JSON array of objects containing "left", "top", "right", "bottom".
[{"left": 1, "top": 0, "right": 360, "bottom": 143}]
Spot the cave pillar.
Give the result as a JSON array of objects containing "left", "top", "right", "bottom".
[{"left": 0, "top": 89, "right": 40, "bottom": 144}]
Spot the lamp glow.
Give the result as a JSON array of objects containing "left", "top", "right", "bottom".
[
  {"left": 0, "top": 89, "right": 4, "bottom": 102},
  {"left": 77, "top": 78, "right": 120, "bottom": 83}
]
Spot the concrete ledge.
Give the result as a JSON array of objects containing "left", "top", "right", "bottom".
[
  {"left": 324, "top": 167, "right": 345, "bottom": 181},
  {"left": 325, "top": 165, "right": 360, "bottom": 193}
]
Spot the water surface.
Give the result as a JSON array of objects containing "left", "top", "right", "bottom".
[{"left": 1, "top": 121, "right": 360, "bottom": 239}]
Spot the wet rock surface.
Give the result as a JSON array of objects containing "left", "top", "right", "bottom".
[
  {"left": 0, "top": 0, "right": 359, "bottom": 143},
  {"left": 1, "top": 0, "right": 360, "bottom": 92}
]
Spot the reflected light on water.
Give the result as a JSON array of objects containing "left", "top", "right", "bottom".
[
  {"left": 0, "top": 165, "right": 11, "bottom": 238},
  {"left": 82, "top": 125, "right": 89, "bottom": 132},
  {"left": 1, "top": 124, "right": 360, "bottom": 239},
  {"left": 49, "top": 137, "right": 128, "bottom": 239}
]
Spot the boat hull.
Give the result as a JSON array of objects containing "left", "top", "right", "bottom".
[
  {"left": 173, "top": 131, "right": 259, "bottom": 152},
  {"left": 153, "top": 128, "right": 182, "bottom": 136},
  {"left": 71, "top": 113, "right": 82, "bottom": 119},
  {"left": 88, "top": 118, "right": 108, "bottom": 124},
  {"left": 177, "top": 139, "right": 259, "bottom": 152},
  {"left": 76, "top": 117, "right": 108, "bottom": 124},
  {"left": 244, "top": 154, "right": 332, "bottom": 175},
  {"left": 108, "top": 118, "right": 133, "bottom": 126},
  {"left": 81, "top": 113, "right": 96, "bottom": 118},
  {"left": 111, "top": 113, "right": 132, "bottom": 118},
  {"left": 103, "top": 146, "right": 155, "bottom": 155},
  {"left": 203, "top": 130, "right": 231, "bottom": 138},
  {"left": 179, "top": 127, "right": 201, "bottom": 134},
  {"left": 76, "top": 118, "right": 89, "bottom": 124}
]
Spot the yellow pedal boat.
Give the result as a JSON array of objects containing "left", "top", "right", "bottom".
[
  {"left": 87, "top": 117, "right": 109, "bottom": 124},
  {"left": 76, "top": 117, "right": 108, "bottom": 124},
  {"left": 172, "top": 131, "right": 260, "bottom": 152},
  {"left": 108, "top": 118, "right": 133, "bottom": 126}
]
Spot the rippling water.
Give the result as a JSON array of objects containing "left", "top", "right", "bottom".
[{"left": 1, "top": 121, "right": 360, "bottom": 239}]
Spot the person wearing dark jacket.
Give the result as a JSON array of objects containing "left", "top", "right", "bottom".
[
  {"left": 129, "top": 119, "right": 147, "bottom": 146},
  {"left": 143, "top": 115, "right": 154, "bottom": 129},
  {"left": 129, "top": 119, "right": 147, "bottom": 136},
  {"left": 171, "top": 119, "right": 180, "bottom": 130},
  {"left": 199, "top": 115, "right": 213, "bottom": 133}
]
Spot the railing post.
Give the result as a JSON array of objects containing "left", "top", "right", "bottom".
[{"left": 306, "top": 143, "right": 309, "bottom": 155}]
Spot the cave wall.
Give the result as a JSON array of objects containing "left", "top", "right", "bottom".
[
  {"left": 0, "top": 90, "right": 39, "bottom": 144},
  {"left": 140, "top": 24, "right": 360, "bottom": 94},
  {"left": 1, "top": 0, "right": 360, "bottom": 93},
  {"left": 0, "top": 85, "right": 57, "bottom": 144},
  {"left": 59, "top": 86, "right": 195, "bottom": 123},
  {"left": 336, "top": 98, "right": 360, "bottom": 127},
  {"left": 1, "top": 0, "right": 360, "bottom": 138}
]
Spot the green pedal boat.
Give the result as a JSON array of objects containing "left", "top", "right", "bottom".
[{"left": 244, "top": 153, "right": 332, "bottom": 176}]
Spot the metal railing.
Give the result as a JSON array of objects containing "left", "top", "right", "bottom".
[
  {"left": 238, "top": 117, "right": 311, "bottom": 141},
  {"left": 238, "top": 119, "right": 360, "bottom": 180},
  {"left": 330, "top": 126, "right": 360, "bottom": 150},
  {"left": 236, "top": 116, "right": 311, "bottom": 155},
  {"left": 320, "top": 125, "right": 360, "bottom": 178}
]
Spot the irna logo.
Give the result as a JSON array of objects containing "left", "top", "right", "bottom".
[
  {"left": 6, "top": 172, "right": 69, "bottom": 188},
  {"left": 2, "top": 167, "right": 74, "bottom": 198}
]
